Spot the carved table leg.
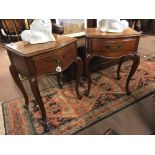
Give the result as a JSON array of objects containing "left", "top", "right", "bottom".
[
  {"left": 126, "top": 53, "right": 140, "bottom": 95},
  {"left": 75, "top": 56, "right": 83, "bottom": 99},
  {"left": 56, "top": 73, "right": 63, "bottom": 89},
  {"left": 117, "top": 56, "right": 125, "bottom": 80},
  {"left": 9, "top": 65, "right": 29, "bottom": 108},
  {"left": 84, "top": 54, "right": 92, "bottom": 96},
  {"left": 29, "top": 77, "right": 49, "bottom": 131},
  {"left": 82, "top": 47, "right": 87, "bottom": 78}
]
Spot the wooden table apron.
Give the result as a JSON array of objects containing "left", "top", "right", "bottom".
[
  {"left": 84, "top": 28, "right": 141, "bottom": 96},
  {"left": 5, "top": 35, "right": 83, "bottom": 130}
]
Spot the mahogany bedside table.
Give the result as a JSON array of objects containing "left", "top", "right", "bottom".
[
  {"left": 84, "top": 28, "right": 141, "bottom": 96},
  {"left": 5, "top": 34, "right": 83, "bottom": 130}
]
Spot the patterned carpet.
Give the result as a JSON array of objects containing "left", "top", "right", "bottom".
[{"left": 2, "top": 59, "right": 155, "bottom": 135}]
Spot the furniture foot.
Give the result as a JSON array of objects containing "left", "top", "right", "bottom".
[
  {"left": 23, "top": 104, "right": 29, "bottom": 109},
  {"left": 32, "top": 100, "right": 40, "bottom": 112},
  {"left": 75, "top": 56, "right": 83, "bottom": 99},
  {"left": 126, "top": 53, "right": 140, "bottom": 95},
  {"left": 29, "top": 77, "right": 47, "bottom": 125},
  {"left": 9, "top": 65, "right": 29, "bottom": 108},
  {"left": 40, "top": 120, "right": 52, "bottom": 133},
  {"left": 117, "top": 56, "right": 125, "bottom": 80}
]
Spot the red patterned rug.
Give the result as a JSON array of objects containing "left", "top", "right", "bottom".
[{"left": 2, "top": 59, "right": 155, "bottom": 135}]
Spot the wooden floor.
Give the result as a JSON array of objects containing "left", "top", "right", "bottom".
[{"left": 0, "top": 33, "right": 155, "bottom": 135}]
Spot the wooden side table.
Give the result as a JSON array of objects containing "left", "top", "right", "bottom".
[
  {"left": 5, "top": 34, "right": 83, "bottom": 131},
  {"left": 84, "top": 28, "right": 141, "bottom": 96}
]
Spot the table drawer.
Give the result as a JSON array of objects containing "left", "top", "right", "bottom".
[
  {"left": 33, "top": 43, "right": 76, "bottom": 75},
  {"left": 91, "top": 38, "right": 137, "bottom": 52}
]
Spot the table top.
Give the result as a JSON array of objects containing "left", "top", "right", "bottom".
[
  {"left": 85, "top": 27, "right": 141, "bottom": 38},
  {"left": 5, "top": 34, "right": 77, "bottom": 57}
]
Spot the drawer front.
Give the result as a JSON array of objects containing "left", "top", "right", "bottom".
[
  {"left": 90, "top": 38, "right": 137, "bottom": 57},
  {"left": 33, "top": 43, "right": 76, "bottom": 75}
]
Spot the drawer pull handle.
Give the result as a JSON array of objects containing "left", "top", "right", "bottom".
[
  {"left": 106, "top": 45, "right": 122, "bottom": 51},
  {"left": 51, "top": 58, "right": 57, "bottom": 64},
  {"left": 51, "top": 53, "right": 67, "bottom": 64},
  {"left": 62, "top": 54, "right": 67, "bottom": 59}
]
